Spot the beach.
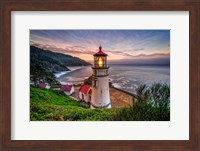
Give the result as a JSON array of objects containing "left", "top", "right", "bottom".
[{"left": 55, "top": 66, "right": 87, "bottom": 83}]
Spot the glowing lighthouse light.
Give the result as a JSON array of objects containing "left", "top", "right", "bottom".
[{"left": 98, "top": 57, "right": 103, "bottom": 67}]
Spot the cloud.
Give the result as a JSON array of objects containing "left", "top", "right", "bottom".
[
  {"left": 133, "top": 48, "right": 144, "bottom": 51},
  {"left": 31, "top": 41, "right": 169, "bottom": 61},
  {"left": 109, "top": 57, "right": 170, "bottom": 65},
  {"left": 123, "top": 48, "right": 144, "bottom": 52},
  {"left": 30, "top": 42, "right": 95, "bottom": 56},
  {"left": 106, "top": 50, "right": 135, "bottom": 57},
  {"left": 133, "top": 52, "right": 170, "bottom": 58},
  {"left": 106, "top": 49, "right": 169, "bottom": 59},
  {"left": 30, "top": 30, "right": 170, "bottom": 62}
]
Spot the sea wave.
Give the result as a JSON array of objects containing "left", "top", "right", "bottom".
[
  {"left": 55, "top": 66, "right": 84, "bottom": 78},
  {"left": 112, "top": 83, "right": 122, "bottom": 89},
  {"left": 55, "top": 71, "right": 70, "bottom": 78}
]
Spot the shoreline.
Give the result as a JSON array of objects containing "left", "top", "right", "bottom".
[
  {"left": 55, "top": 66, "right": 88, "bottom": 79},
  {"left": 55, "top": 65, "right": 169, "bottom": 94},
  {"left": 56, "top": 71, "right": 137, "bottom": 96},
  {"left": 54, "top": 71, "right": 71, "bottom": 78}
]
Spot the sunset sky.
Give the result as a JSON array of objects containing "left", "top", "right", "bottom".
[{"left": 30, "top": 30, "right": 170, "bottom": 65}]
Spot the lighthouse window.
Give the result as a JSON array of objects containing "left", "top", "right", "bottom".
[
  {"left": 94, "top": 56, "right": 99, "bottom": 67},
  {"left": 93, "top": 77, "right": 97, "bottom": 87},
  {"left": 93, "top": 80, "right": 97, "bottom": 87},
  {"left": 104, "top": 57, "right": 106, "bottom": 67}
]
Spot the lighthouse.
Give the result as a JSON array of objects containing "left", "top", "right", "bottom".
[{"left": 91, "top": 46, "right": 111, "bottom": 109}]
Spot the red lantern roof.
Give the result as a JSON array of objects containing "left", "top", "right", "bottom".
[{"left": 93, "top": 46, "right": 108, "bottom": 56}]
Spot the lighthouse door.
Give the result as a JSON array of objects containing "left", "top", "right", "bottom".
[{"left": 82, "top": 94, "right": 84, "bottom": 101}]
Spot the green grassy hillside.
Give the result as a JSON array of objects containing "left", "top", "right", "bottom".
[
  {"left": 30, "top": 87, "right": 116, "bottom": 121},
  {"left": 30, "top": 84, "right": 170, "bottom": 121}
]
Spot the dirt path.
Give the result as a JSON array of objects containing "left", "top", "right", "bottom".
[{"left": 109, "top": 87, "right": 134, "bottom": 108}]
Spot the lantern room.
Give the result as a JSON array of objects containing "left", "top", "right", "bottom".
[{"left": 93, "top": 46, "right": 108, "bottom": 68}]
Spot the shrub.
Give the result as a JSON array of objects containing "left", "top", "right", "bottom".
[{"left": 112, "top": 83, "right": 170, "bottom": 121}]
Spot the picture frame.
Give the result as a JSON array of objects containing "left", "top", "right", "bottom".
[{"left": 0, "top": 0, "right": 199, "bottom": 150}]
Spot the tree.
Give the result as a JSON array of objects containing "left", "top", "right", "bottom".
[
  {"left": 44, "top": 70, "right": 57, "bottom": 86},
  {"left": 30, "top": 64, "right": 57, "bottom": 86},
  {"left": 30, "top": 64, "right": 44, "bottom": 86}
]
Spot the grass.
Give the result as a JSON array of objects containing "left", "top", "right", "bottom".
[
  {"left": 30, "top": 86, "right": 117, "bottom": 121},
  {"left": 30, "top": 84, "right": 170, "bottom": 121}
]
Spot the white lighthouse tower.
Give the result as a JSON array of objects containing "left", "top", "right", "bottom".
[{"left": 91, "top": 46, "right": 111, "bottom": 109}]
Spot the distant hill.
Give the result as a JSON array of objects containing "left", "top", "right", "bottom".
[{"left": 30, "top": 45, "right": 91, "bottom": 73}]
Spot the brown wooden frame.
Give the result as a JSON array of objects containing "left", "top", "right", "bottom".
[{"left": 0, "top": 0, "right": 200, "bottom": 150}]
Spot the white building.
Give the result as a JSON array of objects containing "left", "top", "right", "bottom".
[
  {"left": 60, "top": 84, "right": 74, "bottom": 95},
  {"left": 91, "top": 46, "right": 111, "bottom": 109},
  {"left": 79, "top": 85, "right": 92, "bottom": 103},
  {"left": 38, "top": 83, "right": 51, "bottom": 89}
]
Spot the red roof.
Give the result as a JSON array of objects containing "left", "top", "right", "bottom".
[
  {"left": 88, "top": 89, "right": 92, "bottom": 96},
  {"left": 79, "top": 85, "right": 90, "bottom": 94},
  {"left": 60, "top": 85, "right": 73, "bottom": 91},
  {"left": 93, "top": 46, "right": 108, "bottom": 56},
  {"left": 38, "top": 83, "right": 46, "bottom": 88}
]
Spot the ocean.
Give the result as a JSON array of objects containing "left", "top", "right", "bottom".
[{"left": 57, "top": 65, "right": 170, "bottom": 94}]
